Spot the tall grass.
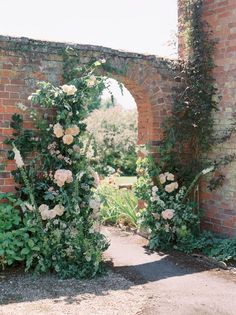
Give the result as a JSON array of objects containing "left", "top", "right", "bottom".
[{"left": 97, "top": 184, "right": 138, "bottom": 228}]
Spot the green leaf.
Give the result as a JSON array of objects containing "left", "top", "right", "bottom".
[
  {"left": 21, "top": 248, "right": 30, "bottom": 255},
  {"left": 28, "top": 239, "right": 35, "bottom": 248}
]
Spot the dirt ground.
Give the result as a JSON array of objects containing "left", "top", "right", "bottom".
[
  {"left": 0, "top": 268, "right": 148, "bottom": 315},
  {"left": 0, "top": 226, "right": 236, "bottom": 315}
]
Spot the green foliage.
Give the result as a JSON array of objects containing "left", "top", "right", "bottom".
[
  {"left": 134, "top": 157, "right": 201, "bottom": 251},
  {"left": 4, "top": 114, "right": 37, "bottom": 160},
  {"left": 134, "top": 157, "right": 236, "bottom": 264},
  {"left": 159, "top": 0, "right": 236, "bottom": 187},
  {"left": 182, "top": 231, "right": 236, "bottom": 263},
  {"left": 3, "top": 60, "right": 109, "bottom": 278},
  {"left": 97, "top": 184, "right": 138, "bottom": 228},
  {"left": 0, "top": 193, "right": 38, "bottom": 269},
  {"left": 0, "top": 193, "right": 22, "bottom": 231},
  {"left": 86, "top": 106, "right": 138, "bottom": 176}
]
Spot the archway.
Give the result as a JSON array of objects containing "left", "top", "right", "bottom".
[{"left": 0, "top": 35, "right": 178, "bottom": 193}]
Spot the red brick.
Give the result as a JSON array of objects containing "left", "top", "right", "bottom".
[
  {"left": 0, "top": 92, "right": 9, "bottom": 98},
  {"left": 5, "top": 85, "right": 23, "bottom": 93},
  {"left": 0, "top": 186, "right": 16, "bottom": 193}
]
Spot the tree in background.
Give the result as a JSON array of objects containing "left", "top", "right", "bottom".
[{"left": 85, "top": 105, "right": 138, "bottom": 176}]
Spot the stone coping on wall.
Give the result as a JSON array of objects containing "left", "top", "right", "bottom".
[{"left": 0, "top": 35, "right": 178, "bottom": 71}]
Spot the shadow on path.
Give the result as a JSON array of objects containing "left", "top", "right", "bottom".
[{"left": 0, "top": 226, "right": 229, "bottom": 307}]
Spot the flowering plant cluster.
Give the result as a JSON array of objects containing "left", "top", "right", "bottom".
[
  {"left": 4, "top": 59, "right": 109, "bottom": 278},
  {"left": 134, "top": 157, "right": 201, "bottom": 251}
]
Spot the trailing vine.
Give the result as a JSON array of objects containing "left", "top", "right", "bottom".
[
  {"left": 159, "top": 0, "right": 236, "bottom": 189},
  {"left": 62, "top": 47, "right": 126, "bottom": 111}
]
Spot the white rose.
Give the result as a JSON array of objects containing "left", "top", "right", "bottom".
[{"left": 61, "top": 84, "right": 77, "bottom": 96}]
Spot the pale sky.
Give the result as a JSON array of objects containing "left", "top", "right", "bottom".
[
  {"left": 0, "top": 0, "right": 177, "bottom": 57},
  {"left": 0, "top": 0, "right": 178, "bottom": 109},
  {"left": 102, "top": 78, "right": 137, "bottom": 110}
]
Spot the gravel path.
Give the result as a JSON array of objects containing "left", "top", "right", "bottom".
[
  {"left": 0, "top": 226, "right": 236, "bottom": 315},
  {"left": 103, "top": 226, "right": 236, "bottom": 315},
  {"left": 0, "top": 268, "right": 147, "bottom": 315}
]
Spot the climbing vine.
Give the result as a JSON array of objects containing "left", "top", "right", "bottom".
[{"left": 158, "top": 0, "right": 236, "bottom": 189}]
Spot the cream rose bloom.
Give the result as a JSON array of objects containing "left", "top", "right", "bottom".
[
  {"left": 166, "top": 173, "right": 175, "bottom": 181},
  {"left": 65, "top": 125, "right": 80, "bottom": 136},
  {"left": 173, "top": 182, "right": 178, "bottom": 189},
  {"left": 165, "top": 181, "right": 178, "bottom": 193},
  {"left": 87, "top": 75, "right": 96, "bottom": 87},
  {"left": 61, "top": 84, "right": 77, "bottom": 96},
  {"left": 39, "top": 204, "right": 49, "bottom": 213},
  {"left": 39, "top": 203, "right": 65, "bottom": 220},
  {"left": 53, "top": 123, "right": 64, "bottom": 138},
  {"left": 165, "top": 183, "right": 174, "bottom": 193},
  {"left": 13, "top": 146, "right": 24, "bottom": 168},
  {"left": 39, "top": 204, "right": 51, "bottom": 220},
  {"left": 47, "top": 210, "right": 57, "bottom": 219},
  {"left": 161, "top": 209, "right": 175, "bottom": 220},
  {"left": 54, "top": 169, "right": 73, "bottom": 187},
  {"left": 159, "top": 174, "right": 166, "bottom": 184},
  {"left": 63, "top": 134, "right": 74, "bottom": 145},
  {"left": 40, "top": 211, "right": 49, "bottom": 220},
  {"left": 53, "top": 204, "right": 65, "bottom": 216}
]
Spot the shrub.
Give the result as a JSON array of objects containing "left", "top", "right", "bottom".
[
  {"left": 0, "top": 193, "right": 33, "bottom": 269},
  {"left": 134, "top": 157, "right": 236, "bottom": 265},
  {"left": 134, "top": 157, "right": 201, "bottom": 251},
  {"left": 3, "top": 60, "right": 109, "bottom": 278}
]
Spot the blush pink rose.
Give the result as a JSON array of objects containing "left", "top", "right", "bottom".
[
  {"left": 161, "top": 209, "right": 175, "bottom": 220},
  {"left": 165, "top": 182, "right": 178, "bottom": 193},
  {"left": 53, "top": 123, "right": 64, "bottom": 138},
  {"left": 54, "top": 169, "right": 73, "bottom": 187},
  {"left": 63, "top": 134, "right": 74, "bottom": 145},
  {"left": 65, "top": 125, "right": 80, "bottom": 136}
]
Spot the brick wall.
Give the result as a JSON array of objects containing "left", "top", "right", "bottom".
[
  {"left": 1, "top": 1, "right": 236, "bottom": 237},
  {"left": 200, "top": 0, "right": 236, "bottom": 236},
  {"left": 0, "top": 36, "right": 177, "bottom": 194},
  {"left": 178, "top": 0, "right": 236, "bottom": 236}
]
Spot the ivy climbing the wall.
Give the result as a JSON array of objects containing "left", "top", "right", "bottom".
[
  {"left": 134, "top": 0, "right": 236, "bottom": 261},
  {"left": 159, "top": 0, "right": 236, "bottom": 188}
]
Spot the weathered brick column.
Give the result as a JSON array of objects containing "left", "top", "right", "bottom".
[{"left": 178, "top": 0, "right": 236, "bottom": 236}]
